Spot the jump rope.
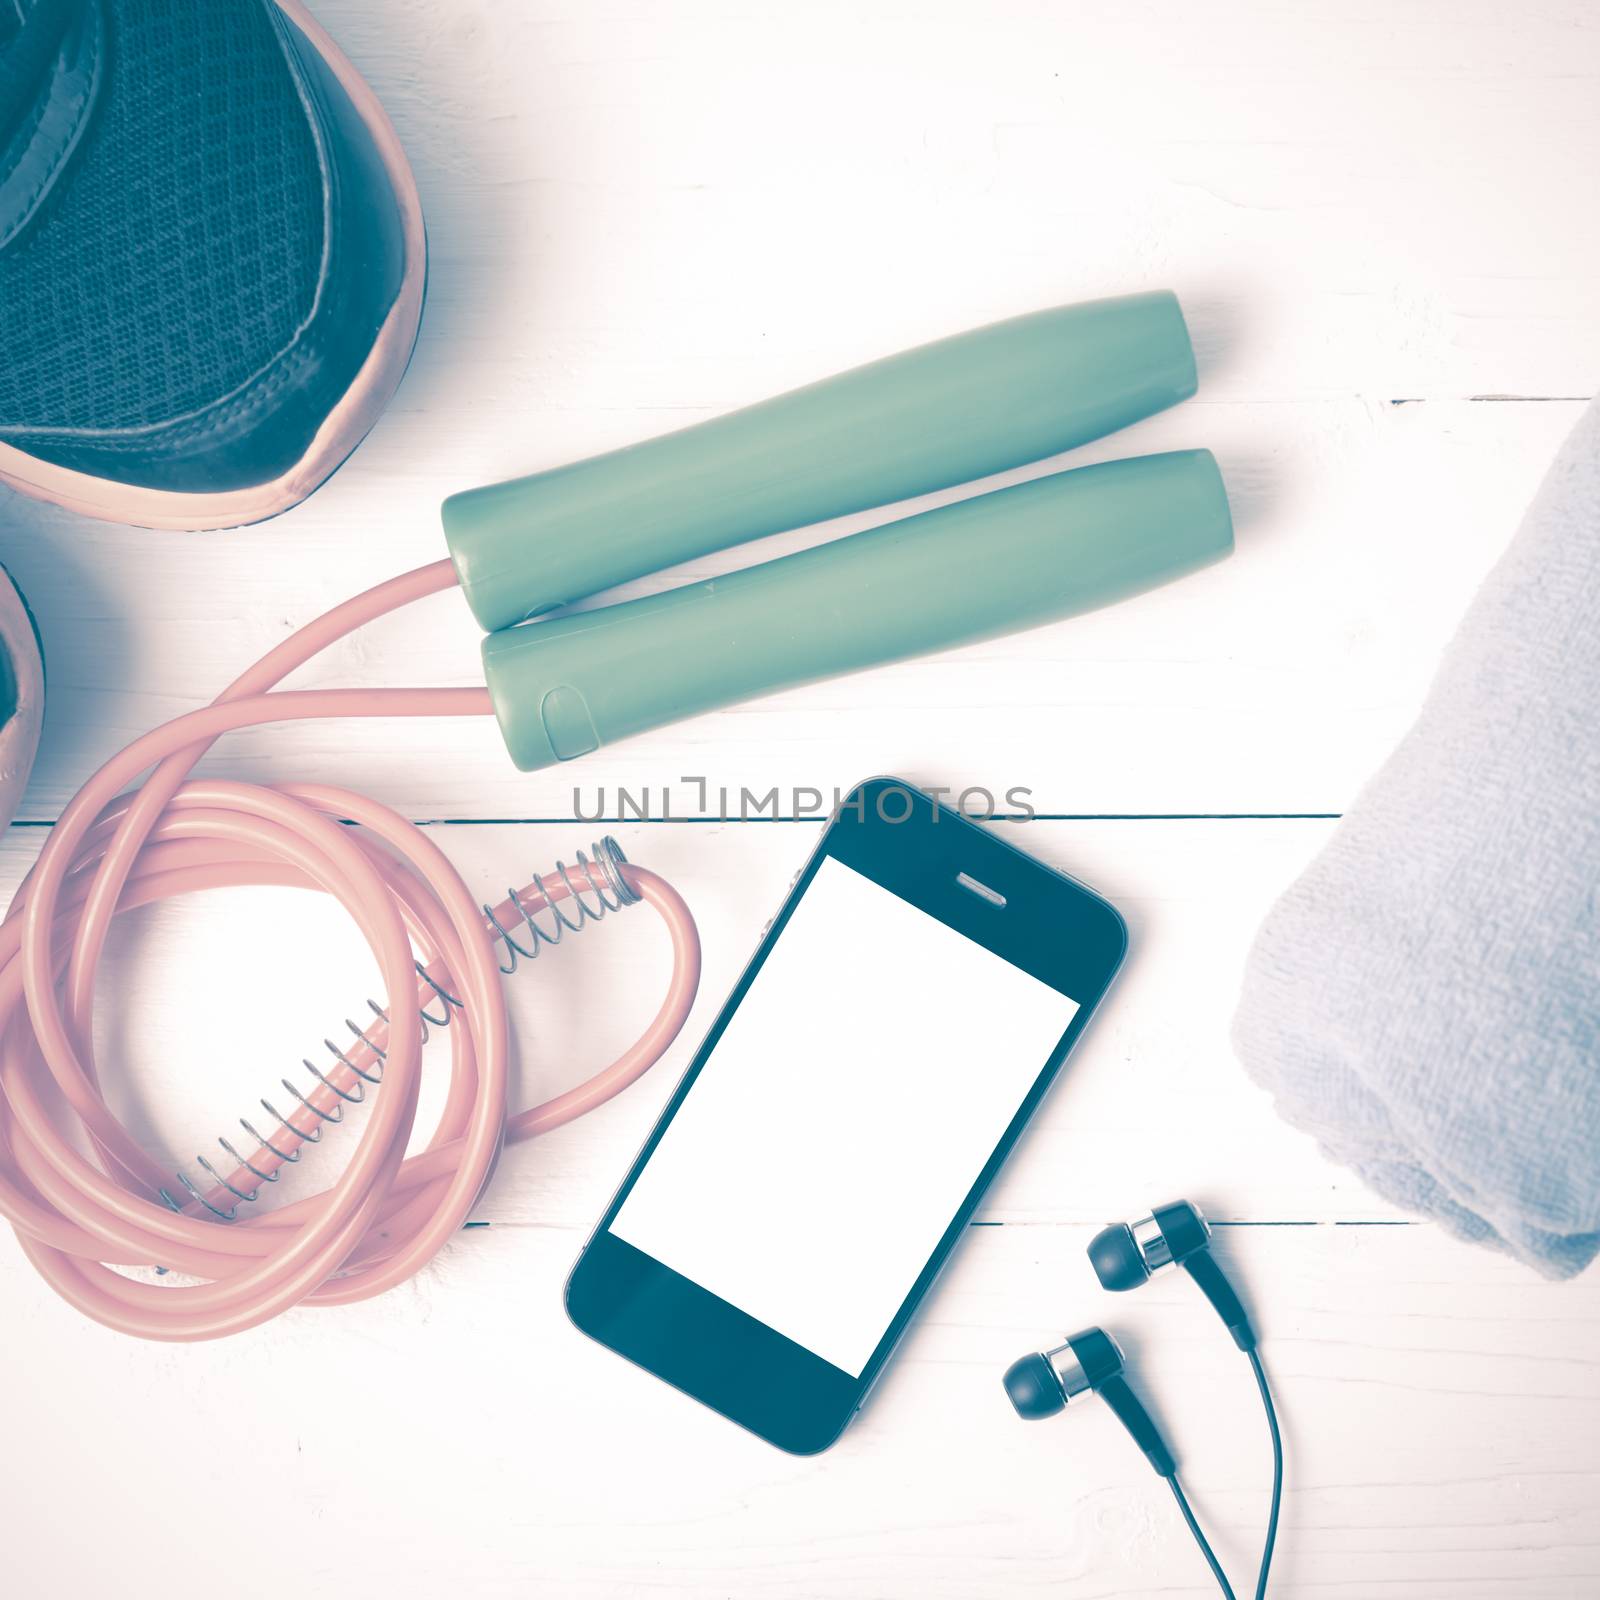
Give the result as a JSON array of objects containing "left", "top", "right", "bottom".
[
  {"left": 0, "top": 555, "right": 701, "bottom": 1340},
  {"left": 0, "top": 291, "right": 1267, "bottom": 1591}
]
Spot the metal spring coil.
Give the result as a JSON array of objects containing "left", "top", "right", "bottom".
[{"left": 161, "top": 839, "right": 639, "bottom": 1222}]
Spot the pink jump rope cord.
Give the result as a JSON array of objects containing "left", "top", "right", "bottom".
[{"left": 0, "top": 559, "right": 702, "bottom": 1340}]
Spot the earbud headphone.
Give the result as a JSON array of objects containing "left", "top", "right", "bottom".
[
  {"left": 1089, "top": 1199, "right": 1255, "bottom": 1349},
  {"left": 1003, "top": 1326, "right": 1174, "bottom": 1476},
  {"left": 1004, "top": 1200, "right": 1284, "bottom": 1600}
]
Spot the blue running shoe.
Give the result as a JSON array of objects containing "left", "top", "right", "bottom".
[
  {"left": 0, "top": 564, "right": 43, "bottom": 831},
  {"left": 0, "top": 0, "right": 425, "bottom": 529}
]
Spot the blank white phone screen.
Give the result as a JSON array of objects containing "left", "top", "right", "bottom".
[{"left": 609, "top": 855, "right": 1080, "bottom": 1376}]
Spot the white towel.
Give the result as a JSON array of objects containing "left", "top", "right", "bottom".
[{"left": 1232, "top": 397, "right": 1600, "bottom": 1276}]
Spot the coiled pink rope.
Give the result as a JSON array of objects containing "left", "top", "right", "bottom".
[{"left": 0, "top": 560, "right": 701, "bottom": 1340}]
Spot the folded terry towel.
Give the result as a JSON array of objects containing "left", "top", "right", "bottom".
[{"left": 1233, "top": 396, "right": 1600, "bottom": 1277}]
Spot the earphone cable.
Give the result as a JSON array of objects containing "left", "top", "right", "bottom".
[
  {"left": 1166, "top": 1475, "right": 1238, "bottom": 1600},
  {"left": 1247, "top": 1349, "right": 1283, "bottom": 1599}
]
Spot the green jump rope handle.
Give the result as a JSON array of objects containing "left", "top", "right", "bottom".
[
  {"left": 444, "top": 291, "right": 1198, "bottom": 631},
  {"left": 481, "top": 449, "right": 1233, "bottom": 770}
]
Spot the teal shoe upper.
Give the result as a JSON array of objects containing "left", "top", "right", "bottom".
[{"left": 0, "top": 0, "right": 410, "bottom": 497}]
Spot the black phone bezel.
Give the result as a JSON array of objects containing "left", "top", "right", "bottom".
[{"left": 564, "top": 777, "right": 1127, "bottom": 1454}]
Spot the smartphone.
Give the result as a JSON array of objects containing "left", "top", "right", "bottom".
[{"left": 565, "top": 777, "right": 1127, "bottom": 1454}]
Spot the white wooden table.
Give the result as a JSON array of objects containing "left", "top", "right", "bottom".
[{"left": 3, "top": 3, "right": 1598, "bottom": 1595}]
